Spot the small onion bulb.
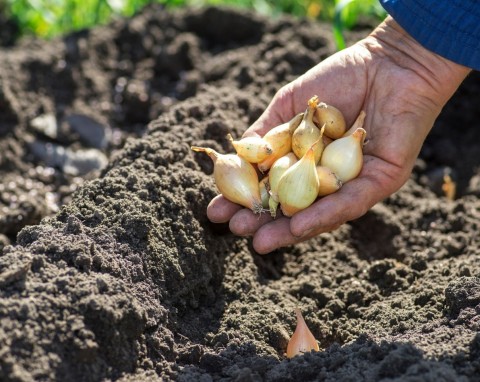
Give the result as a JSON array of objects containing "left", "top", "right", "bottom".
[
  {"left": 292, "top": 96, "right": 325, "bottom": 163},
  {"left": 227, "top": 133, "right": 273, "bottom": 163},
  {"left": 278, "top": 141, "right": 320, "bottom": 217},
  {"left": 286, "top": 309, "right": 319, "bottom": 358},
  {"left": 258, "top": 113, "right": 303, "bottom": 172},
  {"left": 320, "top": 127, "right": 366, "bottom": 183},
  {"left": 268, "top": 152, "right": 298, "bottom": 218},
  {"left": 315, "top": 102, "right": 347, "bottom": 139},
  {"left": 191, "top": 146, "right": 263, "bottom": 214},
  {"left": 316, "top": 166, "right": 342, "bottom": 196}
]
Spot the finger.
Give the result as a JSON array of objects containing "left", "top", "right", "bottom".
[
  {"left": 243, "top": 88, "right": 296, "bottom": 138},
  {"left": 229, "top": 209, "right": 273, "bottom": 236},
  {"left": 289, "top": 185, "right": 367, "bottom": 238},
  {"left": 252, "top": 217, "right": 293, "bottom": 254},
  {"left": 207, "top": 195, "right": 242, "bottom": 223},
  {"left": 289, "top": 161, "right": 396, "bottom": 237},
  {"left": 252, "top": 217, "right": 339, "bottom": 254},
  {"left": 242, "top": 109, "right": 285, "bottom": 139}
]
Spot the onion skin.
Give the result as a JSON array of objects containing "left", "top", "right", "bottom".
[
  {"left": 259, "top": 177, "right": 270, "bottom": 209},
  {"left": 322, "top": 135, "right": 333, "bottom": 147},
  {"left": 227, "top": 134, "right": 273, "bottom": 163},
  {"left": 315, "top": 102, "right": 347, "bottom": 139},
  {"left": 316, "top": 166, "right": 342, "bottom": 196},
  {"left": 268, "top": 152, "right": 298, "bottom": 218},
  {"left": 286, "top": 309, "right": 319, "bottom": 358},
  {"left": 320, "top": 128, "right": 366, "bottom": 183},
  {"left": 258, "top": 113, "right": 303, "bottom": 172},
  {"left": 292, "top": 96, "right": 324, "bottom": 163},
  {"left": 278, "top": 142, "right": 319, "bottom": 217},
  {"left": 191, "top": 146, "right": 263, "bottom": 213}
]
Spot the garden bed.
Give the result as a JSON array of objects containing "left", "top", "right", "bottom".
[{"left": 0, "top": 5, "right": 479, "bottom": 381}]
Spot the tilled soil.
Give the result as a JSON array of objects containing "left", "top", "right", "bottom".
[{"left": 0, "top": 5, "right": 479, "bottom": 382}]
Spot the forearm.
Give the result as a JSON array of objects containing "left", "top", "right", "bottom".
[{"left": 364, "top": 17, "right": 471, "bottom": 110}]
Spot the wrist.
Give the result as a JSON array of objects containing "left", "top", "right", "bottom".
[{"left": 363, "top": 16, "right": 470, "bottom": 108}]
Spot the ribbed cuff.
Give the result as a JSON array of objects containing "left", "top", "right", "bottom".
[{"left": 380, "top": 0, "right": 480, "bottom": 70}]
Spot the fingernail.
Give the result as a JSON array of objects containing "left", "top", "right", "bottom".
[{"left": 293, "top": 227, "right": 313, "bottom": 238}]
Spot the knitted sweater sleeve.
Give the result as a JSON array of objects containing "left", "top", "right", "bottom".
[{"left": 379, "top": 0, "right": 480, "bottom": 70}]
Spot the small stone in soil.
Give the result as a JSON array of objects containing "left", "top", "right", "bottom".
[
  {"left": 30, "top": 113, "right": 58, "bottom": 139},
  {"left": 28, "top": 140, "right": 108, "bottom": 176},
  {"left": 65, "top": 114, "right": 112, "bottom": 149}
]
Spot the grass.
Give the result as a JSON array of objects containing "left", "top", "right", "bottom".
[{"left": 2, "top": 0, "right": 385, "bottom": 48}]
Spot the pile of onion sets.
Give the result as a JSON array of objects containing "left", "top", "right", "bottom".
[{"left": 191, "top": 96, "right": 366, "bottom": 218}]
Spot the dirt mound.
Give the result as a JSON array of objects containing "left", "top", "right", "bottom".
[{"left": 0, "top": 5, "right": 479, "bottom": 381}]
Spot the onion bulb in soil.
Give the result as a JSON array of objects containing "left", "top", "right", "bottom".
[
  {"left": 292, "top": 96, "right": 325, "bottom": 163},
  {"left": 286, "top": 309, "right": 319, "bottom": 358},
  {"left": 258, "top": 113, "right": 303, "bottom": 172},
  {"left": 191, "top": 146, "right": 263, "bottom": 213},
  {"left": 277, "top": 141, "right": 320, "bottom": 217},
  {"left": 227, "top": 133, "right": 273, "bottom": 163},
  {"left": 320, "top": 127, "right": 366, "bottom": 183}
]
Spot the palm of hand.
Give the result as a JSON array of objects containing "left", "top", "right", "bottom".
[{"left": 207, "top": 30, "right": 460, "bottom": 254}]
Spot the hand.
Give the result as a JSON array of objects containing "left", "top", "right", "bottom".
[{"left": 207, "top": 17, "right": 470, "bottom": 254}]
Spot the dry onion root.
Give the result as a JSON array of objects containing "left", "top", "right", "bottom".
[{"left": 192, "top": 95, "right": 366, "bottom": 218}]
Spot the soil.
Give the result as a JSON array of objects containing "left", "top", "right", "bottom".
[{"left": 1, "top": 5, "right": 480, "bottom": 382}]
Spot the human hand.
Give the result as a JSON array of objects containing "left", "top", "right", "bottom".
[{"left": 208, "top": 17, "right": 470, "bottom": 254}]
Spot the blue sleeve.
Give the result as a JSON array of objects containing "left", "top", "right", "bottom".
[{"left": 379, "top": 0, "right": 480, "bottom": 70}]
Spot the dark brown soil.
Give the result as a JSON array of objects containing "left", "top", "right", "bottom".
[{"left": 1, "top": 5, "right": 480, "bottom": 382}]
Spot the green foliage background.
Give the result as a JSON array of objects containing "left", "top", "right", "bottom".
[{"left": 2, "top": 0, "right": 385, "bottom": 47}]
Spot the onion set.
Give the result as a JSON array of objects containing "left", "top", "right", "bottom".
[
  {"left": 292, "top": 96, "right": 325, "bottom": 163},
  {"left": 316, "top": 102, "right": 347, "bottom": 139},
  {"left": 191, "top": 146, "right": 263, "bottom": 214},
  {"left": 268, "top": 152, "right": 298, "bottom": 218},
  {"left": 258, "top": 113, "right": 303, "bottom": 172},
  {"left": 286, "top": 309, "right": 319, "bottom": 358},
  {"left": 277, "top": 141, "right": 320, "bottom": 217},
  {"left": 191, "top": 95, "right": 366, "bottom": 218}
]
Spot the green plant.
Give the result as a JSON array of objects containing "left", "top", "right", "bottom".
[
  {"left": 6, "top": 0, "right": 153, "bottom": 37},
  {"left": 333, "top": 0, "right": 386, "bottom": 49},
  {"left": 4, "top": 0, "right": 385, "bottom": 45}
]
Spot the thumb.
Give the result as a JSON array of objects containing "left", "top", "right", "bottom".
[
  {"left": 242, "top": 107, "right": 285, "bottom": 139},
  {"left": 242, "top": 87, "right": 296, "bottom": 138}
]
